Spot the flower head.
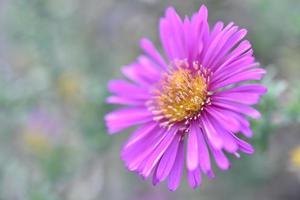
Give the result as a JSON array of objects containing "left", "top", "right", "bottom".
[
  {"left": 105, "top": 5, "right": 267, "bottom": 190},
  {"left": 290, "top": 146, "right": 300, "bottom": 169}
]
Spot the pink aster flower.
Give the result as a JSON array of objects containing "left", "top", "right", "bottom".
[{"left": 105, "top": 5, "right": 267, "bottom": 191}]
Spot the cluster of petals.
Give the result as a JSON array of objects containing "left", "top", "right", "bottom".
[{"left": 105, "top": 5, "right": 266, "bottom": 191}]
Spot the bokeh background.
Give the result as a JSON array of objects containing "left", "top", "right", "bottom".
[{"left": 1, "top": 0, "right": 300, "bottom": 199}]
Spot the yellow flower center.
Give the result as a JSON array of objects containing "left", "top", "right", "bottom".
[
  {"left": 290, "top": 146, "right": 300, "bottom": 168},
  {"left": 150, "top": 60, "right": 210, "bottom": 127}
]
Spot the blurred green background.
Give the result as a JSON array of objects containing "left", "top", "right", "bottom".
[{"left": 1, "top": 0, "right": 300, "bottom": 199}]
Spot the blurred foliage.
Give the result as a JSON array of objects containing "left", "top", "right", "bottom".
[
  {"left": 252, "top": 69, "right": 287, "bottom": 151},
  {"left": 285, "top": 85, "right": 300, "bottom": 123}
]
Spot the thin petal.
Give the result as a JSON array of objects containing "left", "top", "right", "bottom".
[
  {"left": 105, "top": 107, "right": 153, "bottom": 133},
  {"left": 232, "top": 134, "right": 255, "bottom": 154},
  {"left": 160, "top": 7, "right": 186, "bottom": 60},
  {"left": 209, "top": 145, "right": 230, "bottom": 170},
  {"left": 211, "top": 68, "right": 266, "bottom": 90},
  {"left": 193, "top": 122, "right": 214, "bottom": 177},
  {"left": 213, "top": 100, "right": 261, "bottom": 119},
  {"left": 205, "top": 107, "right": 240, "bottom": 133},
  {"left": 187, "top": 167, "right": 202, "bottom": 189},
  {"left": 140, "top": 126, "right": 178, "bottom": 178},
  {"left": 121, "top": 56, "right": 161, "bottom": 86},
  {"left": 205, "top": 111, "right": 238, "bottom": 153},
  {"left": 210, "top": 28, "right": 248, "bottom": 71},
  {"left": 106, "top": 96, "right": 145, "bottom": 106},
  {"left": 124, "top": 122, "right": 158, "bottom": 149},
  {"left": 156, "top": 134, "right": 180, "bottom": 181},
  {"left": 140, "top": 38, "right": 167, "bottom": 68},
  {"left": 122, "top": 128, "right": 166, "bottom": 171},
  {"left": 108, "top": 80, "right": 150, "bottom": 99},
  {"left": 200, "top": 113, "right": 223, "bottom": 149},
  {"left": 186, "top": 122, "right": 199, "bottom": 170},
  {"left": 168, "top": 138, "right": 184, "bottom": 191}
]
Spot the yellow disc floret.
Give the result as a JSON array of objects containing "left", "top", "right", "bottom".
[{"left": 153, "top": 65, "right": 208, "bottom": 126}]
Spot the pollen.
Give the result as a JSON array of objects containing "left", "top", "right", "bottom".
[{"left": 150, "top": 60, "right": 210, "bottom": 126}]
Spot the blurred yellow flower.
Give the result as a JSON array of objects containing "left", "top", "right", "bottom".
[
  {"left": 290, "top": 146, "right": 300, "bottom": 168},
  {"left": 23, "top": 128, "right": 51, "bottom": 153},
  {"left": 57, "top": 72, "right": 82, "bottom": 102}
]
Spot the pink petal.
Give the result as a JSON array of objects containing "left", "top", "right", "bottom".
[
  {"left": 140, "top": 38, "right": 167, "bottom": 68},
  {"left": 205, "top": 111, "right": 238, "bottom": 153},
  {"left": 186, "top": 122, "right": 200, "bottom": 170},
  {"left": 106, "top": 96, "right": 145, "bottom": 106},
  {"left": 213, "top": 99, "right": 261, "bottom": 119},
  {"left": 108, "top": 80, "right": 150, "bottom": 99},
  {"left": 105, "top": 108, "right": 153, "bottom": 134},
  {"left": 194, "top": 122, "right": 213, "bottom": 177},
  {"left": 160, "top": 7, "right": 186, "bottom": 60},
  {"left": 122, "top": 128, "right": 166, "bottom": 171},
  {"left": 156, "top": 134, "right": 180, "bottom": 181},
  {"left": 187, "top": 167, "right": 202, "bottom": 189},
  {"left": 168, "top": 138, "right": 184, "bottom": 191},
  {"left": 209, "top": 145, "right": 230, "bottom": 170},
  {"left": 200, "top": 114, "right": 223, "bottom": 149},
  {"left": 124, "top": 122, "right": 158, "bottom": 149},
  {"left": 140, "top": 126, "right": 178, "bottom": 178}
]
